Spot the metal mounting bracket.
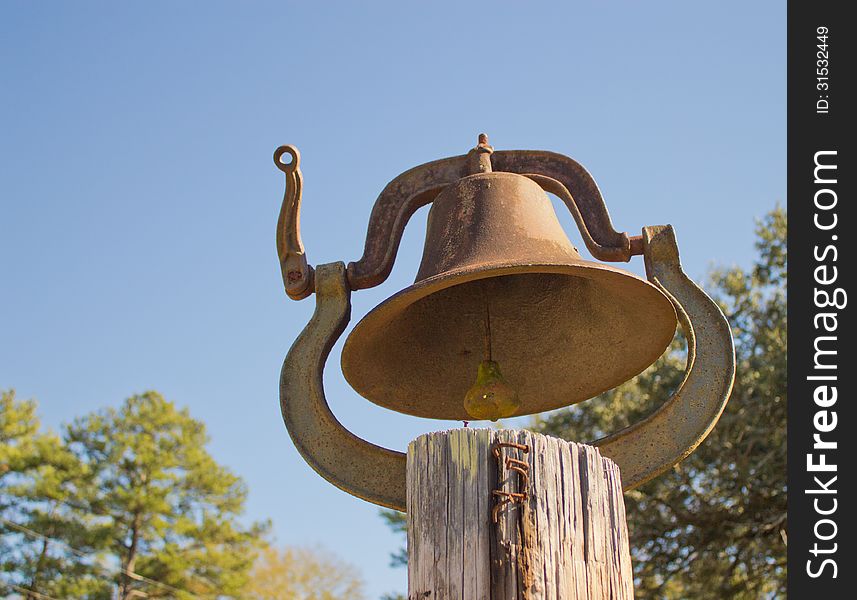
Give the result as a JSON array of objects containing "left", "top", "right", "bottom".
[{"left": 279, "top": 226, "right": 734, "bottom": 508}]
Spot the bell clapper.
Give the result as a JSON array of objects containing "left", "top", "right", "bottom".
[{"left": 463, "top": 285, "right": 521, "bottom": 421}]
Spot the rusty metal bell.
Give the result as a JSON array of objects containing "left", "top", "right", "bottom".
[{"left": 340, "top": 171, "right": 678, "bottom": 420}]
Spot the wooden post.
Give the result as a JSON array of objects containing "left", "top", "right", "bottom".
[{"left": 407, "top": 429, "right": 633, "bottom": 600}]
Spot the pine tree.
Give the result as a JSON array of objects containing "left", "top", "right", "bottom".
[
  {"left": 64, "top": 391, "right": 269, "bottom": 599},
  {"left": 1, "top": 390, "right": 40, "bottom": 486},
  {"left": 1, "top": 390, "right": 109, "bottom": 598},
  {"left": 2, "top": 390, "right": 269, "bottom": 599}
]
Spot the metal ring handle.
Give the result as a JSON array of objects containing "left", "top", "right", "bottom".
[
  {"left": 274, "top": 145, "right": 301, "bottom": 174},
  {"left": 274, "top": 144, "right": 314, "bottom": 300}
]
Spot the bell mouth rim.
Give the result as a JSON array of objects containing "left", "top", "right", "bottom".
[{"left": 341, "top": 258, "right": 678, "bottom": 420}]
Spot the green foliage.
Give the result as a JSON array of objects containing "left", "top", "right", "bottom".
[
  {"left": 535, "top": 207, "right": 787, "bottom": 598},
  {"left": 1, "top": 390, "right": 269, "bottom": 599},
  {"left": 1, "top": 390, "right": 41, "bottom": 484},
  {"left": 379, "top": 510, "right": 407, "bottom": 568}
]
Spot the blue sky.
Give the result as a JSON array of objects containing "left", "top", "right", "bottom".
[{"left": 1, "top": 2, "right": 784, "bottom": 597}]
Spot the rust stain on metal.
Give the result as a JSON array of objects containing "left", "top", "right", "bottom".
[
  {"left": 344, "top": 134, "right": 645, "bottom": 292},
  {"left": 341, "top": 168, "right": 677, "bottom": 420},
  {"left": 493, "top": 442, "right": 530, "bottom": 457},
  {"left": 505, "top": 458, "right": 530, "bottom": 480}
]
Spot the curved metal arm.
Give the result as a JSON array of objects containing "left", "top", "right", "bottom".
[
  {"left": 281, "top": 233, "right": 732, "bottom": 507},
  {"left": 346, "top": 155, "right": 468, "bottom": 290},
  {"left": 280, "top": 262, "right": 407, "bottom": 510},
  {"left": 283, "top": 137, "right": 641, "bottom": 297},
  {"left": 522, "top": 173, "right": 642, "bottom": 260},
  {"left": 491, "top": 150, "right": 638, "bottom": 261},
  {"left": 275, "top": 145, "right": 314, "bottom": 300},
  {"left": 593, "top": 225, "right": 736, "bottom": 490},
  {"left": 345, "top": 142, "right": 642, "bottom": 293}
]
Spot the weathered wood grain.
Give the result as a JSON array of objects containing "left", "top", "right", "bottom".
[{"left": 407, "top": 429, "right": 633, "bottom": 599}]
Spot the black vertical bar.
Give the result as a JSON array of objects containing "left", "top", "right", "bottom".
[{"left": 788, "top": 0, "right": 853, "bottom": 595}]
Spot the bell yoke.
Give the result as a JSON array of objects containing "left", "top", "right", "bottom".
[{"left": 275, "top": 135, "right": 735, "bottom": 512}]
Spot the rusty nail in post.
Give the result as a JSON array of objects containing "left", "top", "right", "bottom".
[
  {"left": 492, "top": 497, "right": 510, "bottom": 523},
  {"left": 505, "top": 457, "right": 530, "bottom": 483},
  {"left": 491, "top": 442, "right": 530, "bottom": 524},
  {"left": 492, "top": 442, "right": 529, "bottom": 460}
]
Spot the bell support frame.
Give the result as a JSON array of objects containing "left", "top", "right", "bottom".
[
  {"left": 274, "top": 137, "right": 645, "bottom": 299},
  {"left": 279, "top": 261, "right": 407, "bottom": 510},
  {"left": 594, "top": 225, "right": 736, "bottom": 489},
  {"left": 345, "top": 144, "right": 642, "bottom": 291},
  {"left": 279, "top": 225, "right": 736, "bottom": 510}
]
